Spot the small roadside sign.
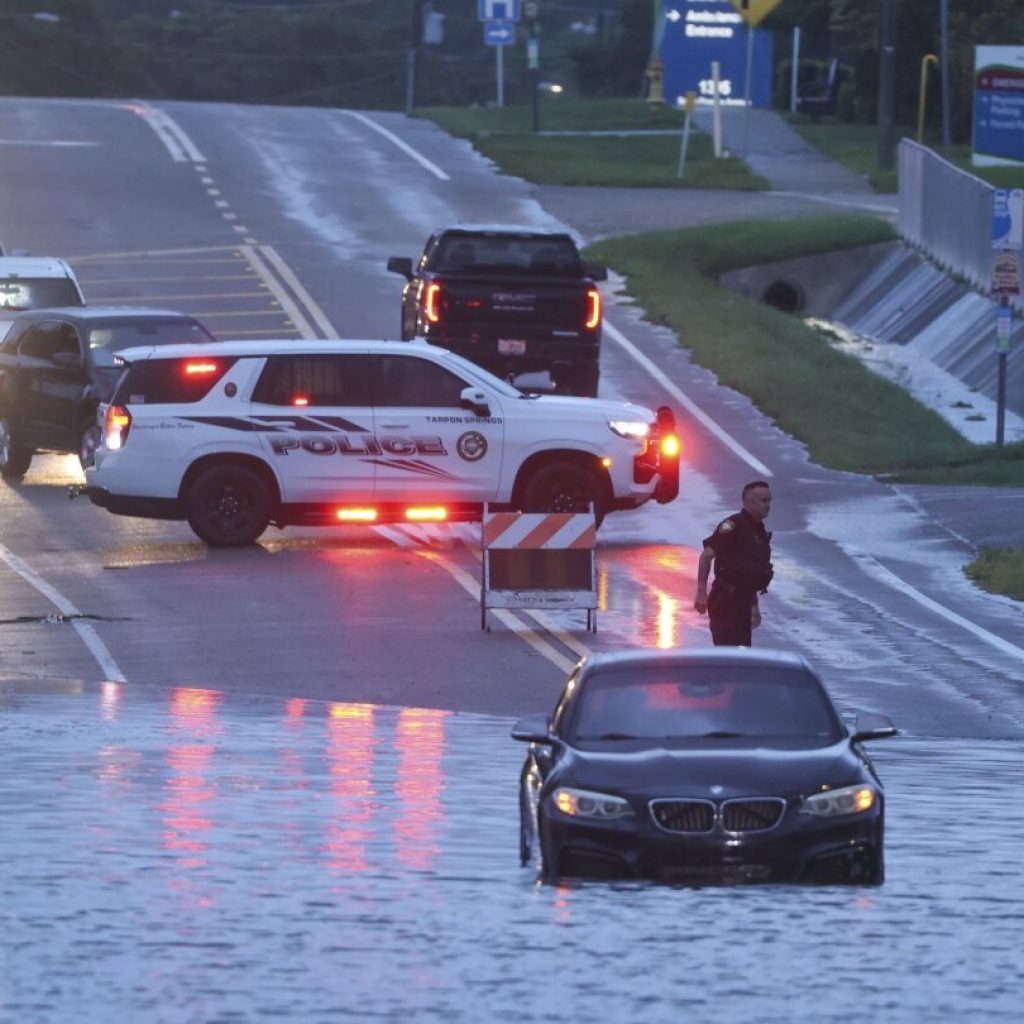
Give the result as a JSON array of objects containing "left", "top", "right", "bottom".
[
  {"left": 996, "top": 304, "right": 1013, "bottom": 352},
  {"left": 991, "top": 188, "right": 1024, "bottom": 249},
  {"left": 484, "top": 20, "right": 515, "bottom": 46},
  {"left": 479, "top": 0, "right": 520, "bottom": 22},
  {"left": 991, "top": 249, "right": 1021, "bottom": 295}
]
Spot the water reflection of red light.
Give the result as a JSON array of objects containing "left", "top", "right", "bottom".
[
  {"left": 161, "top": 687, "right": 223, "bottom": 869},
  {"left": 616, "top": 546, "right": 694, "bottom": 649},
  {"left": 100, "top": 681, "right": 124, "bottom": 721},
  {"left": 323, "top": 703, "right": 377, "bottom": 873},
  {"left": 395, "top": 708, "right": 448, "bottom": 870}
]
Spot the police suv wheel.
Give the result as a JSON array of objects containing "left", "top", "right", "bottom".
[
  {"left": 522, "top": 461, "right": 604, "bottom": 525},
  {"left": 0, "top": 416, "right": 34, "bottom": 479},
  {"left": 185, "top": 464, "right": 272, "bottom": 547}
]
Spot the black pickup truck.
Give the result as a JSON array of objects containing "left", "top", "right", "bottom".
[{"left": 387, "top": 226, "right": 607, "bottom": 397}]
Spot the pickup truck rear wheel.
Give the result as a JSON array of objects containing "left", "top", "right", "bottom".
[
  {"left": 78, "top": 421, "right": 101, "bottom": 470},
  {"left": 185, "top": 464, "right": 272, "bottom": 547},
  {"left": 560, "top": 365, "right": 599, "bottom": 398},
  {"left": 521, "top": 461, "right": 604, "bottom": 526},
  {"left": 0, "top": 416, "right": 34, "bottom": 479}
]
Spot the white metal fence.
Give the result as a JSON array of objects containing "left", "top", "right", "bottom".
[{"left": 898, "top": 138, "right": 1011, "bottom": 306}]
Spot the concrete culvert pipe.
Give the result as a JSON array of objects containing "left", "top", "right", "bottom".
[{"left": 762, "top": 280, "right": 803, "bottom": 314}]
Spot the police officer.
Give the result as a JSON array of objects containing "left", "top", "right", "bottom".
[{"left": 693, "top": 481, "right": 774, "bottom": 646}]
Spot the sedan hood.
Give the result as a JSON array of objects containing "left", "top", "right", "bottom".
[{"left": 561, "top": 742, "right": 859, "bottom": 800}]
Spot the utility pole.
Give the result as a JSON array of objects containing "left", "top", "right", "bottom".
[
  {"left": 877, "top": 0, "right": 896, "bottom": 170},
  {"left": 526, "top": 2, "right": 541, "bottom": 132},
  {"left": 406, "top": 0, "right": 423, "bottom": 114},
  {"left": 939, "top": 0, "right": 951, "bottom": 154}
]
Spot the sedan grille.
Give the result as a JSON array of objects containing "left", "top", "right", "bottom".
[
  {"left": 650, "top": 797, "right": 786, "bottom": 834},
  {"left": 721, "top": 798, "right": 786, "bottom": 833},
  {"left": 650, "top": 799, "right": 715, "bottom": 833}
]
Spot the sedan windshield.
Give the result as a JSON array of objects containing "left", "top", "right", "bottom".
[
  {"left": 87, "top": 320, "right": 214, "bottom": 367},
  {"left": 569, "top": 665, "right": 843, "bottom": 744}
]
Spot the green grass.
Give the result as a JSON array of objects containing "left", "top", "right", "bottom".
[
  {"left": 417, "top": 99, "right": 769, "bottom": 190},
  {"left": 787, "top": 115, "right": 1024, "bottom": 194},
  {"left": 964, "top": 547, "right": 1024, "bottom": 600},
  {"left": 585, "top": 216, "right": 1024, "bottom": 483}
]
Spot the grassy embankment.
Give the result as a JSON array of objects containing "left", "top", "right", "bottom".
[
  {"left": 786, "top": 117, "right": 1024, "bottom": 194},
  {"left": 418, "top": 98, "right": 770, "bottom": 190},
  {"left": 418, "top": 100, "right": 1023, "bottom": 597}
]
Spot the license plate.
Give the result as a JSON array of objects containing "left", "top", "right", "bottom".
[{"left": 498, "top": 338, "right": 526, "bottom": 356}]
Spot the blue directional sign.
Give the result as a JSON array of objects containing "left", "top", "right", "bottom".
[
  {"left": 479, "top": 0, "right": 520, "bottom": 22},
  {"left": 484, "top": 20, "right": 515, "bottom": 46}
]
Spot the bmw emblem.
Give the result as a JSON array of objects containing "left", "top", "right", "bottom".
[
  {"left": 710, "top": 785, "right": 724, "bottom": 796},
  {"left": 456, "top": 430, "right": 488, "bottom": 462}
]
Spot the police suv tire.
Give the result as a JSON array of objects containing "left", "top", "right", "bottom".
[
  {"left": 0, "top": 415, "right": 33, "bottom": 479},
  {"left": 521, "top": 460, "right": 604, "bottom": 526},
  {"left": 78, "top": 421, "right": 102, "bottom": 470},
  {"left": 185, "top": 464, "right": 272, "bottom": 547}
]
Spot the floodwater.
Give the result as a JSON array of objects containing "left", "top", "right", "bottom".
[{"left": 3, "top": 682, "right": 1022, "bottom": 1023}]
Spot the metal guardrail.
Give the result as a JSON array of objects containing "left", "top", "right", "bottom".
[{"left": 898, "top": 138, "right": 1018, "bottom": 309}]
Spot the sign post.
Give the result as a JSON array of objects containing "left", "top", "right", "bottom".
[
  {"left": 480, "top": 0, "right": 521, "bottom": 109},
  {"left": 677, "top": 91, "right": 696, "bottom": 178},
  {"left": 990, "top": 188, "right": 1022, "bottom": 445},
  {"left": 728, "top": 1, "right": 784, "bottom": 159}
]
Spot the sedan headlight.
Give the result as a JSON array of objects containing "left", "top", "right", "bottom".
[
  {"left": 607, "top": 419, "right": 650, "bottom": 440},
  {"left": 552, "top": 787, "right": 633, "bottom": 820},
  {"left": 801, "top": 784, "right": 876, "bottom": 817}
]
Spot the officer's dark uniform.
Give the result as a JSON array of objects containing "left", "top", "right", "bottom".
[{"left": 703, "top": 509, "right": 773, "bottom": 646}]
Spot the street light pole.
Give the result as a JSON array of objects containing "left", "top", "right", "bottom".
[
  {"left": 877, "top": 0, "right": 896, "bottom": 170},
  {"left": 406, "top": 0, "right": 423, "bottom": 114},
  {"left": 939, "top": 0, "right": 951, "bottom": 154}
]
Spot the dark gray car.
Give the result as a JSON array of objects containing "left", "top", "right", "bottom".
[{"left": 0, "top": 306, "right": 216, "bottom": 475}]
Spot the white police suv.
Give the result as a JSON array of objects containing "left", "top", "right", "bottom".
[{"left": 83, "top": 339, "right": 680, "bottom": 546}]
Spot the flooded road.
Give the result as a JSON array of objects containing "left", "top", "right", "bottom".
[{"left": 4, "top": 682, "right": 1022, "bottom": 1022}]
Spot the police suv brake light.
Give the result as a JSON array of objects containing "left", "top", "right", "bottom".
[
  {"left": 660, "top": 434, "right": 681, "bottom": 459},
  {"left": 183, "top": 360, "right": 219, "bottom": 376},
  {"left": 105, "top": 405, "right": 132, "bottom": 450}
]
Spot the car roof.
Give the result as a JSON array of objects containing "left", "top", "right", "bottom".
[
  {"left": 0, "top": 256, "right": 75, "bottom": 278},
  {"left": 114, "top": 337, "right": 434, "bottom": 362},
  {"left": 582, "top": 648, "right": 815, "bottom": 675},
  {"left": 11, "top": 305, "right": 202, "bottom": 323}
]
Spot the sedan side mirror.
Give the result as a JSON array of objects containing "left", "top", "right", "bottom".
[
  {"left": 387, "top": 256, "right": 414, "bottom": 280},
  {"left": 51, "top": 350, "right": 81, "bottom": 369},
  {"left": 459, "top": 386, "right": 490, "bottom": 418},
  {"left": 511, "top": 713, "right": 557, "bottom": 744},
  {"left": 851, "top": 711, "right": 898, "bottom": 743},
  {"left": 583, "top": 262, "right": 607, "bottom": 282}
]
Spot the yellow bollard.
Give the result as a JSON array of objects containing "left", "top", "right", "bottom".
[{"left": 918, "top": 54, "right": 938, "bottom": 143}]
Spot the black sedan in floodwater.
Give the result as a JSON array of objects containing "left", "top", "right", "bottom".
[{"left": 513, "top": 648, "right": 897, "bottom": 886}]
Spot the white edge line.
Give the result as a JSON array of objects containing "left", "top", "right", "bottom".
[
  {"left": 0, "top": 542, "right": 127, "bottom": 683},
  {"left": 260, "top": 245, "right": 339, "bottom": 337},
  {"left": 344, "top": 111, "right": 450, "bottom": 182},
  {"left": 855, "top": 553, "right": 1024, "bottom": 661},
  {"left": 602, "top": 319, "right": 774, "bottom": 477},
  {"left": 239, "top": 245, "right": 318, "bottom": 339}
]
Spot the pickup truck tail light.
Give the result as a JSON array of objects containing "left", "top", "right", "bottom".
[
  {"left": 585, "top": 287, "right": 601, "bottom": 330},
  {"left": 105, "top": 405, "right": 132, "bottom": 451},
  {"left": 424, "top": 282, "right": 444, "bottom": 323}
]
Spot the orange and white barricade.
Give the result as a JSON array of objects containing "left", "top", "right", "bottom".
[{"left": 481, "top": 506, "right": 597, "bottom": 632}]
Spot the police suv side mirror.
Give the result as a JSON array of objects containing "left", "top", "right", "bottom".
[
  {"left": 460, "top": 386, "right": 490, "bottom": 418},
  {"left": 583, "top": 262, "right": 607, "bottom": 282},
  {"left": 387, "top": 256, "right": 414, "bottom": 280}
]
